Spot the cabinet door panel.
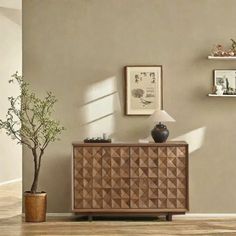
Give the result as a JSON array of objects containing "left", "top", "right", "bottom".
[
  {"left": 74, "top": 146, "right": 130, "bottom": 209},
  {"left": 157, "top": 146, "right": 187, "bottom": 210},
  {"left": 103, "top": 147, "right": 130, "bottom": 209},
  {"left": 130, "top": 147, "right": 157, "bottom": 209},
  {"left": 129, "top": 146, "right": 187, "bottom": 210}
]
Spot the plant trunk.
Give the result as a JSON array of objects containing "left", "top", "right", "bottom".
[
  {"left": 30, "top": 148, "right": 41, "bottom": 193},
  {"left": 30, "top": 170, "right": 39, "bottom": 193}
]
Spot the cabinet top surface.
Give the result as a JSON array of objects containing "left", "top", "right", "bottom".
[{"left": 72, "top": 141, "right": 188, "bottom": 147}]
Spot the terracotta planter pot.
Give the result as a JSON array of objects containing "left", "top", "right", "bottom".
[{"left": 24, "top": 191, "right": 47, "bottom": 222}]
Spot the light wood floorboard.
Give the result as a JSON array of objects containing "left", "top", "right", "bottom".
[
  {"left": 0, "top": 181, "right": 21, "bottom": 220},
  {"left": 1, "top": 182, "right": 236, "bottom": 235}
]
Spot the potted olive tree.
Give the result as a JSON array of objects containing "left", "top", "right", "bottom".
[{"left": 0, "top": 72, "right": 64, "bottom": 222}]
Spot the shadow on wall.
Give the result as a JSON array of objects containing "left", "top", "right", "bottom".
[{"left": 0, "top": 7, "right": 21, "bottom": 25}]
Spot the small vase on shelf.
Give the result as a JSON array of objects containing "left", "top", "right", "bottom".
[{"left": 215, "top": 85, "right": 224, "bottom": 96}]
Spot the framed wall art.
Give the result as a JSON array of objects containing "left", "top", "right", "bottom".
[
  {"left": 214, "top": 69, "right": 236, "bottom": 95},
  {"left": 125, "top": 65, "right": 163, "bottom": 115}
]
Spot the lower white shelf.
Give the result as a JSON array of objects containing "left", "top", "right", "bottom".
[
  {"left": 208, "top": 56, "right": 236, "bottom": 60},
  {"left": 208, "top": 94, "right": 236, "bottom": 97},
  {"left": 207, "top": 56, "right": 236, "bottom": 60}
]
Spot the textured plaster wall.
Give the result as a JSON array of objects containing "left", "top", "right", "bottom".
[
  {"left": 23, "top": 0, "right": 236, "bottom": 213},
  {"left": 0, "top": 0, "right": 22, "bottom": 184}
]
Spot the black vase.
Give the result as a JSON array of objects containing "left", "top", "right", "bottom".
[{"left": 151, "top": 123, "right": 169, "bottom": 143}]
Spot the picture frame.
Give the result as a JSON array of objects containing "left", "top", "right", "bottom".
[
  {"left": 125, "top": 65, "right": 163, "bottom": 115},
  {"left": 213, "top": 69, "right": 236, "bottom": 95}
]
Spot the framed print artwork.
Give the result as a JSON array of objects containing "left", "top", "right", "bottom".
[
  {"left": 214, "top": 69, "right": 236, "bottom": 95},
  {"left": 125, "top": 65, "right": 163, "bottom": 115}
]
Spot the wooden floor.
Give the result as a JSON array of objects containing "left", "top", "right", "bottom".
[
  {"left": 0, "top": 181, "right": 21, "bottom": 220},
  {"left": 1, "top": 182, "right": 236, "bottom": 235}
]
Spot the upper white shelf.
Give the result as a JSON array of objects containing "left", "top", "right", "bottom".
[{"left": 208, "top": 56, "right": 236, "bottom": 60}]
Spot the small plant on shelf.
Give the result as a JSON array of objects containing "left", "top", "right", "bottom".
[
  {"left": 211, "top": 39, "right": 236, "bottom": 57},
  {"left": 0, "top": 72, "right": 64, "bottom": 222},
  {"left": 230, "top": 39, "right": 236, "bottom": 54}
]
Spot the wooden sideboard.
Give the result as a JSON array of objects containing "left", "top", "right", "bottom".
[{"left": 72, "top": 142, "right": 189, "bottom": 221}]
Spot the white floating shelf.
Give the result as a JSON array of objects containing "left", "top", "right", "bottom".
[
  {"left": 208, "top": 56, "right": 236, "bottom": 60},
  {"left": 208, "top": 94, "right": 236, "bottom": 97}
]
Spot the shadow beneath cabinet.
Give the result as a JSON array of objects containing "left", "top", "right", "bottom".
[{"left": 74, "top": 215, "right": 168, "bottom": 222}]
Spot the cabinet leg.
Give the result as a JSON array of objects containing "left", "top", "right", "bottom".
[
  {"left": 88, "top": 215, "right": 93, "bottom": 222},
  {"left": 166, "top": 213, "right": 172, "bottom": 221}
]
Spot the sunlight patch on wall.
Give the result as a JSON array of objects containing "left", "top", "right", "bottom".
[
  {"left": 82, "top": 76, "right": 120, "bottom": 137},
  {"left": 84, "top": 94, "right": 118, "bottom": 124},
  {"left": 171, "top": 127, "right": 206, "bottom": 153},
  {"left": 0, "top": 0, "right": 21, "bottom": 10},
  {"left": 85, "top": 76, "right": 117, "bottom": 103},
  {"left": 85, "top": 114, "right": 115, "bottom": 138}
]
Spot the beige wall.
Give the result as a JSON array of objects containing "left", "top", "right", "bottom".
[
  {"left": 0, "top": 0, "right": 22, "bottom": 184},
  {"left": 23, "top": 0, "right": 236, "bottom": 213}
]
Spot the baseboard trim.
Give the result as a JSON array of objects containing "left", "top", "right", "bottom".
[
  {"left": 47, "top": 213, "right": 75, "bottom": 217},
  {"left": 21, "top": 213, "right": 236, "bottom": 218},
  {"left": 0, "top": 178, "right": 22, "bottom": 186},
  {"left": 21, "top": 213, "right": 74, "bottom": 217},
  {"left": 177, "top": 213, "right": 236, "bottom": 218}
]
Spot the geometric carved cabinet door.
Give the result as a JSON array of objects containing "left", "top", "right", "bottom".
[
  {"left": 74, "top": 146, "right": 130, "bottom": 210},
  {"left": 157, "top": 146, "right": 187, "bottom": 210},
  {"left": 130, "top": 146, "right": 157, "bottom": 209},
  {"left": 129, "top": 146, "right": 188, "bottom": 210},
  {"left": 74, "top": 146, "right": 93, "bottom": 209},
  {"left": 102, "top": 147, "right": 130, "bottom": 209}
]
